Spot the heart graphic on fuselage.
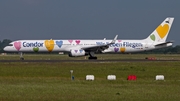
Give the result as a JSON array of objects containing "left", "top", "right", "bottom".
[
  {"left": 114, "top": 48, "right": 119, "bottom": 52},
  {"left": 75, "top": 40, "right": 80, "bottom": 44},
  {"left": 120, "top": 47, "right": 125, "bottom": 53},
  {"left": 14, "top": 41, "right": 21, "bottom": 51},
  {"left": 44, "top": 40, "right": 54, "bottom": 52},
  {"left": 33, "top": 47, "right": 39, "bottom": 52},
  {"left": 68, "top": 40, "right": 73, "bottom": 44},
  {"left": 56, "top": 41, "right": 63, "bottom": 48}
]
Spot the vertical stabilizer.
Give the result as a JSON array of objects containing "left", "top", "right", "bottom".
[{"left": 144, "top": 17, "right": 174, "bottom": 43}]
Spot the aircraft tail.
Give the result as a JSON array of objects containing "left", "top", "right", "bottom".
[{"left": 144, "top": 17, "right": 174, "bottom": 43}]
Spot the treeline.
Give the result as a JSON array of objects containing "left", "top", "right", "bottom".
[
  {"left": 0, "top": 39, "right": 180, "bottom": 54},
  {"left": 142, "top": 46, "right": 180, "bottom": 54},
  {"left": 0, "top": 39, "right": 12, "bottom": 53}
]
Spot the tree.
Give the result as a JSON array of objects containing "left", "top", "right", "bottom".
[{"left": 0, "top": 39, "right": 12, "bottom": 53}]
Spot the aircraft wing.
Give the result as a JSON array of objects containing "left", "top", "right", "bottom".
[{"left": 82, "top": 35, "right": 118, "bottom": 53}]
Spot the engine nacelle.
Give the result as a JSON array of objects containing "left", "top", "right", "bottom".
[{"left": 69, "top": 49, "right": 86, "bottom": 57}]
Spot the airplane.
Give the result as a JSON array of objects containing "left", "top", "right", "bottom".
[{"left": 4, "top": 17, "right": 174, "bottom": 60}]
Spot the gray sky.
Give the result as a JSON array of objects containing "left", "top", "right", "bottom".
[{"left": 0, "top": 0, "right": 180, "bottom": 45}]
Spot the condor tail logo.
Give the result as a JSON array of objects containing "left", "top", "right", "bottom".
[{"left": 145, "top": 17, "right": 174, "bottom": 43}]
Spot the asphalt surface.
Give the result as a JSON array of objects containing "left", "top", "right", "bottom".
[{"left": 0, "top": 59, "right": 179, "bottom": 63}]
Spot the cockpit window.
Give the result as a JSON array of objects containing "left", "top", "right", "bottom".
[{"left": 8, "top": 44, "right": 13, "bottom": 46}]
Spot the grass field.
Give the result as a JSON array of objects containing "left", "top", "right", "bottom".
[{"left": 0, "top": 54, "right": 180, "bottom": 101}]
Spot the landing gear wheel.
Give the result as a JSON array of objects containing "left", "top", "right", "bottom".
[
  {"left": 88, "top": 52, "right": 97, "bottom": 60},
  {"left": 20, "top": 57, "right": 24, "bottom": 60},
  {"left": 88, "top": 57, "right": 97, "bottom": 60}
]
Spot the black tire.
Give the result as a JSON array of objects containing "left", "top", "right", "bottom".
[
  {"left": 88, "top": 57, "right": 97, "bottom": 60},
  {"left": 20, "top": 58, "right": 24, "bottom": 60}
]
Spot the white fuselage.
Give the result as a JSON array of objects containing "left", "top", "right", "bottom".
[{"left": 4, "top": 39, "right": 171, "bottom": 53}]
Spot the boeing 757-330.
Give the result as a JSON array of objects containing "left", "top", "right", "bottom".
[{"left": 4, "top": 17, "right": 174, "bottom": 60}]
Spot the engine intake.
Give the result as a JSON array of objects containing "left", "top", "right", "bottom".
[{"left": 69, "top": 49, "right": 86, "bottom": 57}]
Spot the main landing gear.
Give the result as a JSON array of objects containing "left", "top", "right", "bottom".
[
  {"left": 19, "top": 52, "right": 24, "bottom": 60},
  {"left": 88, "top": 52, "right": 97, "bottom": 60}
]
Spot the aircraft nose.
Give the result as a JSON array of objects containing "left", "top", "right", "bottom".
[
  {"left": 3, "top": 47, "right": 8, "bottom": 51},
  {"left": 3, "top": 46, "right": 11, "bottom": 52}
]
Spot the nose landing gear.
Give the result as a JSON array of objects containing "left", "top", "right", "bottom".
[{"left": 19, "top": 52, "right": 24, "bottom": 60}]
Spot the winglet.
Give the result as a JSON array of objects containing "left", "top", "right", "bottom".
[{"left": 110, "top": 35, "right": 118, "bottom": 44}]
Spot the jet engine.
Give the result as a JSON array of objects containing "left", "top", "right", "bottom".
[{"left": 69, "top": 49, "right": 86, "bottom": 57}]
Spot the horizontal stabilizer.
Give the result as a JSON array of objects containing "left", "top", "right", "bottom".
[{"left": 155, "top": 41, "right": 174, "bottom": 47}]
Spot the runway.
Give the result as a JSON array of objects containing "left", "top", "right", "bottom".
[{"left": 0, "top": 59, "right": 179, "bottom": 63}]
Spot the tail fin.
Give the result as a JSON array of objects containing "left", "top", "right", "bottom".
[{"left": 144, "top": 17, "right": 174, "bottom": 43}]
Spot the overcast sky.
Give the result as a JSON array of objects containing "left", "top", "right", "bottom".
[{"left": 0, "top": 0, "right": 180, "bottom": 45}]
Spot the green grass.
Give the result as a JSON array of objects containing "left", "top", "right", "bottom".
[
  {"left": 1, "top": 53, "right": 180, "bottom": 60},
  {"left": 0, "top": 54, "right": 180, "bottom": 101}
]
